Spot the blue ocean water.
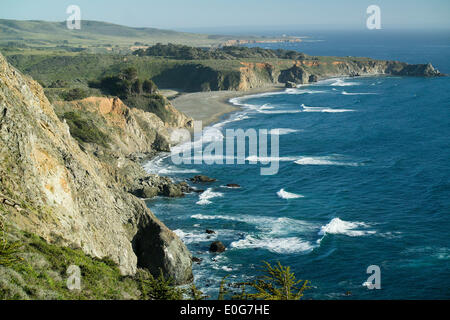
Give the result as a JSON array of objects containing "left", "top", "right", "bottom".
[{"left": 146, "top": 31, "right": 450, "bottom": 299}]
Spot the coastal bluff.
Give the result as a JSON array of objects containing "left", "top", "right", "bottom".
[{"left": 0, "top": 52, "right": 193, "bottom": 284}]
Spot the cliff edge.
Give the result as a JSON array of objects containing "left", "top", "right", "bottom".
[{"left": 0, "top": 52, "right": 193, "bottom": 284}]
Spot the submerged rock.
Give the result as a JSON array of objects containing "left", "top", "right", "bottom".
[
  {"left": 309, "top": 74, "right": 319, "bottom": 83},
  {"left": 209, "top": 241, "right": 226, "bottom": 253},
  {"left": 285, "top": 81, "right": 297, "bottom": 88},
  {"left": 192, "top": 257, "right": 203, "bottom": 264},
  {"left": 189, "top": 175, "right": 216, "bottom": 183}
]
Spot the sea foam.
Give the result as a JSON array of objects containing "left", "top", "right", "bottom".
[
  {"left": 277, "top": 189, "right": 304, "bottom": 199},
  {"left": 196, "top": 188, "right": 224, "bottom": 205},
  {"left": 331, "top": 79, "right": 360, "bottom": 86},
  {"left": 318, "top": 218, "right": 375, "bottom": 237},
  {"left": 269, "top": 128, "right": 301, "bottom": 135},
  {"left": 230, "top": 235, "right": 314, "bottom": 254},
  {"left": 301, "top": 104, "right": 355, "bottom": 113}
]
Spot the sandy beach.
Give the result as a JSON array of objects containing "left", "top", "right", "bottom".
[{"left": 169, "top": 85, "right": 284, "bottom": 127}]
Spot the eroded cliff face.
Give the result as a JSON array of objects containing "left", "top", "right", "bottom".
[
  {"left": 0, "top": 52, "right": 193, "bottom": 284},
  {"left": 235, "top": 58, "right": 444, "bottom": 90},
  {"left": 278, "top": 59, "right": 444, "bottom": 85},
  {"left": 54, "top": 97, "right": 177, "bottom": 155},
  {"left": 238, "top": 62, "right": 278, "bottom": 91}
]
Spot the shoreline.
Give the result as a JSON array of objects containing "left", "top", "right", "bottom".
[{"left": 170, "top": 85, "right": 285, "bottom": 127}]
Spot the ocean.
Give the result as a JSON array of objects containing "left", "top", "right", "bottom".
[{"left": 145, "top": 30, "right": 450, "bottom": 299}]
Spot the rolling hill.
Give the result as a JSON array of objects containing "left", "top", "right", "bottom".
[{"left": 0, "top": 19, "right": 256, "bottom": 50}]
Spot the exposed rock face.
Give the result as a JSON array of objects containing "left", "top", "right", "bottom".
[
  {"left": 285, "top": 81, "right": 297, "bottom": 88},
  {"left": 54, "top": 96, "right": 192, "bottom": 155},
  {"left": 238, "top": 62, "right": 278, "bottom": 91},
  {"left": 279, "top": 65, "right": 310, "bottom": 84},
  {"left": 0, "top": 52, "right": 192, "bottom": 284},
  {"left": 127, "top": 172, "right": 193, "bottom": 199},
  {"left": 309, "top": 74, "right": 319, "bottom": 83},
  {"left": 277, "top": 60, "right": 445, "bottom": 85}
]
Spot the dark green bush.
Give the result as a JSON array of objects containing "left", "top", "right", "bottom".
[
  {"left": 62, "top": 111, "right": 110, "bottom": 147},
  {"left": 62, "top": 88, "right": 88, "bottom": 101}
]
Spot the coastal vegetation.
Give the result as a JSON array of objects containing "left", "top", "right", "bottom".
[
  {"left": 134, "top": 43, "right": 308, "bottom": 60},
  {"left": 60, "top": 110, "right": 111, "bottom": 147}
]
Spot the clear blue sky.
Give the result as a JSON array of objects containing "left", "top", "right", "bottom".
[{"left": 1, "top": 0, "right": 449, "bottom": 30}]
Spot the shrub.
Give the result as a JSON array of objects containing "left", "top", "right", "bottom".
[
  {"left": 234, "top": 261, "right": 310, "bottom": 300},
  {"left": 0, "top": 209, "right": 23, "bottom": 267},
  {"left": 62, "top": 111, "right": 110, "bottom": 147},
  {"left": 136, "top": 269, "right": 184, "bottom": 300},
  {"left": 62, "top": 88, "right": 88, "bottom": 101},
  {"left": 142, "top": 79, "right": 157, "bottom": 94}
]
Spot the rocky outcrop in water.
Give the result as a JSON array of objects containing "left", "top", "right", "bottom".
[
  {"left": 189, "top": 175, "right": 217, "bottom": 183},
  {"left": 0, "top": 52, "right": 193, "bottom": 284},
  {"left": 278, "top": 59, "right": 445, "bottom": 85}
]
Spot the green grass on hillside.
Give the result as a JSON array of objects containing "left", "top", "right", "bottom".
[{"left": 0, "top": 204, "right": 185, "bottom": 300}]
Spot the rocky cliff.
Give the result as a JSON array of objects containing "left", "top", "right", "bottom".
[
  {"left": 278, "top": 58, "right": 444, "bottom": 85},
  {"left": 0, "top": 52, "right": 193, "bottom": 284},
  {"left": 153, "top": 57, "right": 444, "bottom": 92}
]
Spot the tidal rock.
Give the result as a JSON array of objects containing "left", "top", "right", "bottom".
[
  {"left": 178, "top": 181, "right": 194, "bottom": 193},
  {"left": 189, "top": 175, "right": 216, "bottom": 183},
  {"left": 192, "top": 257, "right": 203, "bottom": 264},
  {"left": 308, "top": 74, "right": 319, "bottom": 83},
  {"left": 226, "top": 184, "right": 241, "bottom": 188},
  {"left": 133, "top": 216, "right": 193, "bottom": 284},
  {"left": 209, "top": 241, "right": 226, "bottom": 253},
  {"left": 285, "top": 81, "right": 297, "bottom": 88},
  {"left": 162, "top": 184, "right": 184, "bottom": 197},
  {"left": 206, "top": 229, "right": 216, "bottom": 234}
]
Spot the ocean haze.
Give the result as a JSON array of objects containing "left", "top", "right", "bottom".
[{"left": 0, "top": 0, "right": 449, "bottom": 31}]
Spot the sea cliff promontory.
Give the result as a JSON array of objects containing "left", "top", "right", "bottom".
[{"left": 0, "top": 52, "right": 193, "bottom": 286}]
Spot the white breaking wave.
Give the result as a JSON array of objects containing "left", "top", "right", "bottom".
[
  {"left": 213, "top": 112, "right": 250, "bottom": 128},
  {"left": 196, "top": 188, "right": 224, "bottom": 205},
  {"left": 246, "top": 155, "right": 299, "bottom": 162},
  {"left": 285, "top": 88, "right": 329, "bottom": 95},
  {"left": 301, "top": 104, "right": 355, "bottom": 113},
  {"left": 342, "top": 91, "right": 378, "bottom": 95},
  {"left": 318, "top": 218, "right": 375, "bottom": 237},
  {"left": 260, "top": 104, "right": 275, "bottom": 110},
  {"left": 173, "top": 229, "right": 217, "bottom": 244},
  {"left": 230, "top": 235, "right": 314, "bottom": 254},
  {"left": 277, "top": 189, "right": 304, "bottom": 199},
  {"left": 331, "top": 79, "right": 360, "bottom": 86},
  {"left": 269, "top": 128, "right": 301, "bottom": 135},
  {"left": 259, "top": 109, "right": 302, "bottom": 114},
  {"left": 144, "top": 153, "right": 195, "bottom": 175},
  {"left": 157, "top": 166, "right": 200, "bottom": 175},
  {"left": 191, "top": 214, "right": 316, "bottom": 236},
  {"left": 294, "top": 156, "right": 360, "bottom": 166}
]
